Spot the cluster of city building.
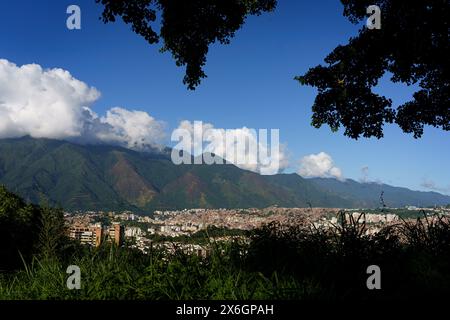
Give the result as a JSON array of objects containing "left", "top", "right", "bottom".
[
  {"left": 65, "top": 206, "right": 450, "bottom": 254},
  {"left": 150, "top": 207, "right": 340, "bottom": 236}
]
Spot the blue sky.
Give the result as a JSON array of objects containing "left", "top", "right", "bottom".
[{"left": 0, "top": 0, "right": 448, "bottom": 194}]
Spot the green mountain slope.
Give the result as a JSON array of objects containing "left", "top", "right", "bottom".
[{"left": 0, "top": 137, "right": 448, "bottom": 213}]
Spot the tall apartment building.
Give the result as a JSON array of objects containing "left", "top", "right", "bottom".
[
  {"left": 107, "top": 222, "right": 125, "bottom": 246},
  {"left": 69, "top": 222, "right": 124, "bottom": 247},
  {"left": 69, "top": 223, "right": 103, "bottom": 247}
]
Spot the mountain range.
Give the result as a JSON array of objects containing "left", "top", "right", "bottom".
[{"left": 0, "top": 137, "right": 448, "bottom": 213}]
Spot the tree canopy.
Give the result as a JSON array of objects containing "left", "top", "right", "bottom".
[
  {"left": 96, "top": 0, "right": 277, "bottom": 90},
  {"left": 0, "top": 186, "right": 66, "bottom": 270},
  {"left": 296, "top": 0, "right": 449, "bottom": 139}
]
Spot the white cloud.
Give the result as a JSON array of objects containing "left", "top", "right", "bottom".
[
  {"left": 173, "top": 120, "right": 289, "bottom": 175},
  {"left": 359, "top": 166, "right": 370, "bottom": 183},
  {"left": 420, "top": 179, "right": 450, "bottom": 194},
  {"left": 297, "top": 152, "right": 343, "bottom": 180},
  {"left": 95, "top": 107, "right": 165, "bottom": 150},
  {"left": 0, "top": 59, "right": 165, "bottom": 150}
]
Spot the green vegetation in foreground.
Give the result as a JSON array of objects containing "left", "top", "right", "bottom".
[{"left": 1, "top": 186, "right": 450, "bottom": 300}]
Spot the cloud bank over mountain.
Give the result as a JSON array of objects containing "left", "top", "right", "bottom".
[
  {"left": 297, "top": 152, "right": 344, "bottom": 180},
  {"left": 0, "top": 59, "right": 166, "bottom": 150},
  {"left": 173, "top": 120, "right": 289, "bottom": 175},
  {"left": 421, "top": 179, "right": 450, "bottom": 195},
  {"left": 0, "top": 59, "right": 352, "bottom": 178},
  {"left": 0, "top": 59, "right": 290, "bottom": 174}
]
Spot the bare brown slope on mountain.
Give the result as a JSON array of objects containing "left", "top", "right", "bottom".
[{"left": 110, "top": 152, "right": 157, "bottom": 207}]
